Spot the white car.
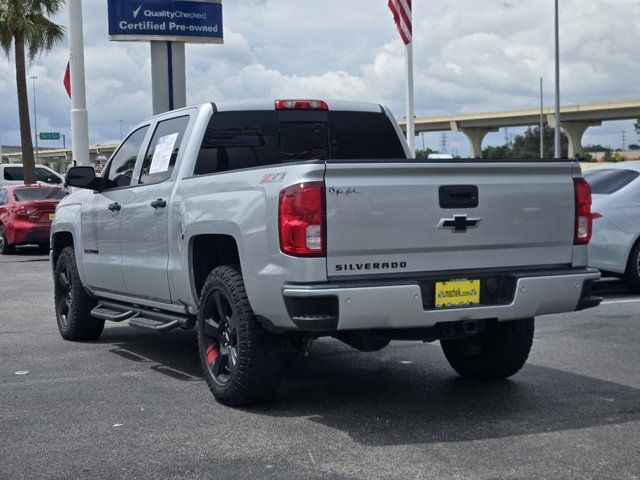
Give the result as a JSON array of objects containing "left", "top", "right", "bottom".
[
  {"left": 585, "top": 161, "right": 640, "bottom": 290},
  {"left": 0, "top": 164, "right": 64, "bottom": 187}
]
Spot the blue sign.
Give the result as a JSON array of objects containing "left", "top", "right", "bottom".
[{"left": 107, "top": 0, "right": 223, "bottom": 43}]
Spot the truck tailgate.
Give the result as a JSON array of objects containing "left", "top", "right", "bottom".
[{"left": 324, "top": 161, "right": 576, "bottom": 278}]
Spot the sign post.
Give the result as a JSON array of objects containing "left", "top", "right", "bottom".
[{"left": 107, "top": 0, "right": 223, "bottom": 115}]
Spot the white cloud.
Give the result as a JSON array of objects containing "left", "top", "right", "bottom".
[{"left": 0, "top": 0, "right": 638, "bottom": 154}]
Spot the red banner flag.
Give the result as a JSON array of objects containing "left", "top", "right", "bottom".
[{"left": 63, "top": 62, "right": 71, "bottom": 98}]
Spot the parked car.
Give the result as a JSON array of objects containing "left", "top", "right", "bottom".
[
  {"left": 0, "top": 185, "right": 68, "bottom": 254},
  {"left": 51, "top": 99, "right": 600, "bottom": 406},
  {"left": 0, "top": 163, "right": 64, "bottom": 187},
  {"left": 585, "top": 161, "right": 640, "bottom": 290}
]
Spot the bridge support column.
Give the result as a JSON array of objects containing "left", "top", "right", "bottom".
[
  {"left": 561, "top": 122, "right": 600, "bottom": 158},
  {"left": 452, "top": 123, "right": 498, "bottom": 158}
]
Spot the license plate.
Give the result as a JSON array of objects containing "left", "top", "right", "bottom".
[
  {"left": 435, "top": 279, "right": 481, "bottom": 309},
  {"left": 49, "top": 213, "right": 55, "bottom": 221}
]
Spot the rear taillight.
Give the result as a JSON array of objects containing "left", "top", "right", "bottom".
[
  {"left": 275, "top": 99, "right": 328, "bottom": 110},
  {"left": 14, "top": 207, "right": 27, "bottom": 218},
  {"left": 279, "top": 182, "right": 326, "bottom": 257},
  {"left": 574, "top": 178, "right": 593, "bottom": 245}
]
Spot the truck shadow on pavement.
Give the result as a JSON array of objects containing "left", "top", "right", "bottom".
[
  {"left": 265, "top": 341, "right": 640, "bottom": 446},
  {"left": 101, "top": 328, "right": 640, "bottom": 447}
]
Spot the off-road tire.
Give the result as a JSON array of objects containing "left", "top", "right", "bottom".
[
  {"left": 197, "top": 265, "right": 285, "bottom": 406},
  {"left": 0, "top": 225, "right": 15, "bottom": 255},
  {"left": 54, "top": 246, "right": 104, "bottom": 341},
  {"left": 441, "top": 318, "right": 534, "bottom": 380},
  {"left": 624, "top": 241, "right": 640, "bottom": 292}
]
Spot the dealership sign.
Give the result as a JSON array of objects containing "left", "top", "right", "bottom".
[{"left": 107, "top": 0, "right": 223, "bottom": 43}]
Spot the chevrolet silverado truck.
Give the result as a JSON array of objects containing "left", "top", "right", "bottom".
[{"left": 51, "top": 99, "right": 602, "bottom": 406}]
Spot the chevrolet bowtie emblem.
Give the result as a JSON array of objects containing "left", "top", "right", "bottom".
[{"left": 438, "top": 215, "right": 481, "bottom": 232}]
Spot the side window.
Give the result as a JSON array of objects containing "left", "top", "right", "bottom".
[
  {"left": 0, "top": 189, "right": 6, "bottom": 205},
  {"left": 104, "top": 126, "right": 149, "bottom": 189},
  {"left": 35, "top": 168, "right": 62, "bottom": 184},
  {"left": 139, "top": 116, "right": 190, "bottom": 185},
  {"left": 194, "top": 111, "right": 279, "bottom": 176}
]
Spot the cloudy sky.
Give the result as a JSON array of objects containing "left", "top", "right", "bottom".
[{"left": 1, "top": 0, "right": 638, "bottom": 155}]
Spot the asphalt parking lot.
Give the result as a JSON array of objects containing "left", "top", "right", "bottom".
[{"left": 1, "top": 250, "right": 639, "bottom": 480}]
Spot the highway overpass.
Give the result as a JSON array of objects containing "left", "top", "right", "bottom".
[
  {"left": 1, "top": 144, "right": 117, "bottom": 172},
  {"left": 400, "top": 98, "right": 640, "bottom": 158}
]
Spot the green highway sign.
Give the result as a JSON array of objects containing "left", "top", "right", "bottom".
[{"left": 39, "top": 132, "right": 61, "bottom": 140}]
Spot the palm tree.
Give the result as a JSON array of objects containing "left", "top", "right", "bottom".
[{"left": 0, "top": 0, "right": 64, "bottom": 185}]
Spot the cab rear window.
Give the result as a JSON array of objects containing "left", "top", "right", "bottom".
[
  {"left": 13, "top": 188, "right": 67, "bottom": 202},
  {"left": 584, "top": 169, "right": 640, "bottom": 194},
  {"left": 194, "top": 110, "right": 406, "bottom": 175}
]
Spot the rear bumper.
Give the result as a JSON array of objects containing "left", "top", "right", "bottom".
[
  {"left": 12, "top": 223, "right": 51, "bottom": 245},
  {"left": 282, "top": 267, "right": 601, "bottom": 332}
]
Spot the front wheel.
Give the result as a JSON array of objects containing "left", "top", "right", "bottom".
[
  {"left": 197, "top": 265, "right": 285, "bottom": 406},
  {"left": 441, "top": 318, "right": 534, "bottom": 380},
  {"left": 54, "top": 246, "right": 104, "bottom": 341},
  {"left": 0, "top": 225, "right": 15, "bottom": 255}
]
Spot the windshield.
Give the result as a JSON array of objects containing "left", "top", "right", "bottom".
[
  {"left": 584, "top": 169, "right": 639, "bottom": 195},
  {"left": 13, "top": 188, "right": 67, "bottom": 202}
]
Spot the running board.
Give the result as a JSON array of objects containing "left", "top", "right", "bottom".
[
  {"left": 91, "top": 301, "right": 195, "bottom": 331},
  {"left": 129, "top": 317, "right": 180, "bottom": 332},
  {"left": 91, "top": 305, "right": 135, "bottom": 322}
]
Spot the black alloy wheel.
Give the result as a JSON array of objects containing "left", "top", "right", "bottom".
[{"left": 201, "top": 288, "right": 239, "bottom": 386}]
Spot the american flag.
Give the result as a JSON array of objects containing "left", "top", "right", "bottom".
[{"left": 388, "top": 0, "right": 412, "bottom": 45}]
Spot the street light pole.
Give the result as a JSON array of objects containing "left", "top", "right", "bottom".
[
  {"left": 554, "top": 0, "right": 561, "bottom": 158},
  {"left": 31, "top": 76, "right": 38, "bottom": 162},
  {"left": 540, "top": 76, "right": 544, "bottom": 159}
]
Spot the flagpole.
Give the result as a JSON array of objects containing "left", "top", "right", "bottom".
[
  {"left": 405, "top": 40, "right": 416, "bottom": 158},
  {"left": 68, "top": 0, "right": 90, "bottom": 167}
]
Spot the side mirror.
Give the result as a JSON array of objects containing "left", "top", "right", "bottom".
[{"left": 66, "top": 166, "right": 101, "bottom": 190}]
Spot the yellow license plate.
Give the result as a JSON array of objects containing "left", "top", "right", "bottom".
[
  {"left": 435, "top": 279, "right": 481, "bottom": 309},
  {"left": 49, "top": 213, "right": 55, "bottom": 221}
]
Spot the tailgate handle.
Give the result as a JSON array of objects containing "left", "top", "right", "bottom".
[{"left": 439, "top": 185, "right": 479, "bottom": 209}]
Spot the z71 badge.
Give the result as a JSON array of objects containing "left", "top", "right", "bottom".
[{"left": 260, "top": 172, "right": 286, "bottom": 184}]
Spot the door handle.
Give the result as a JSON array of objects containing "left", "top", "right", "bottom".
[
  {"left": 150, "top": 198, "right": 167, "bottom": 209},
  {"left": 108, "top": 202, "right": 122, "bottom": 213}
]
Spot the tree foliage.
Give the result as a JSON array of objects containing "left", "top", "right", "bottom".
[
  {"left": 482, "top": 127, "right": 569, "bottom": 159},
  {"left": 0, "top": 0, "right": 65, "bottom": 184}
]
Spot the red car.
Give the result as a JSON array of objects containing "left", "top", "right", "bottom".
[{"left": 0, "top": 185, "right": 68, "bottom": 254}]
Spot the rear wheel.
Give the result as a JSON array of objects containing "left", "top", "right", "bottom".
[
  {"left": 197, "top": 265, "right": 285, "bottom": 406},
  {"left": 0, "top": 225, "right": 15, "bottom": 255},
  {"left": 624, "top": 241, "right": 640, "bottom": 292},
  {"left": 54, "top": 246, "right": 104, "bottom": 341},
  {"left": 441, "top": 318, "right": 534, "bottom": 380}
]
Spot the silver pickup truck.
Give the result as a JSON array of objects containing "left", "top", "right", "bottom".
[{"left": 51, "top": 99, "right": 601, "bottom": 406}]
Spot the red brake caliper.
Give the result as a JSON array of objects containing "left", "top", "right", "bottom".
[{"left": 205, "top": 342, "right": 219, "bottom": 365}]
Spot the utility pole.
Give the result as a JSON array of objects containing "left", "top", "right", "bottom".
[
  {"left": 31, "top": 76, "right": 38, "bottom": 162},
  {"left": 622, "top": 130, "right": 626, "bottom": 150},
  {"left": 68, "top": 0, "right": 90, "bottom": 166},
  {"left": 540, "top": 76, "right": 544, "bottom": 159},
  {"left": 554, "top": 0, "right": 561, "bottom": 158}
]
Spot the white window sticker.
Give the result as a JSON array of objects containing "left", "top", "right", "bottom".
[{"left": 149, "top": 133, "right": 179, "bottom": 174}]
